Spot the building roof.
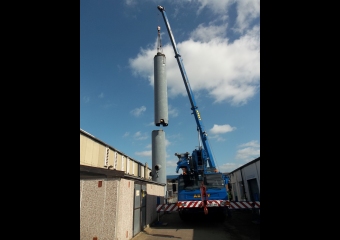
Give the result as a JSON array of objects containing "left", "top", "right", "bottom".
[
  {"left": 80, "top": 129, "right": 148, "bottom": 167},
  {"left": 228, "top": 157, "right": 260, "bottom": 174},
  {"left": 80, "top": 165, "right": 166, "bottom": 186},
  {"left": 80, "top": 165, "right": 125, "bottom": 179}
]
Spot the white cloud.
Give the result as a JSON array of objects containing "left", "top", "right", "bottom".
[
  {"left": 196, "top": 0, "right": 234, "bottom": 15},
  {"left": 210, "top": 124, "right": 236, "bottom": 134},
  {"left": 216, "top": 136, "right": 226, "bottom": 142},
  {"left": 194, "top": 0, "right": 260, "bottom": 34},
  {"left": 123, "top": 132, "right": 130, "bottom": 137},
  {"left": 129, "top": 48, "right": 155, "bottom": 79},
  {"left": 135, "top": 150, "right": 151, "bottom": 157},
  {"left": 125, "top": 0, "right": 138, "bottom": 6},
  {"left": 217, "top": 162, "right": 240, "bottom": 173},
  {"left": 168, "top": 105, "right": 179, "bottom": 118},
  {"left": 101, "top": 102, "right": 114, "bottom": 109},
  {"left": 98, "top": 92, "right": 104, "bottom": 98},
  {"left": 129, "top": 24, "right": 259, "bottom": 106},
  {"left": 167, "top": 160, "right": 178, "bottom": 167},
  {"left": 235, "top": 140, "right": 260, "bottom": 161},
  {"left": 147, "top": 122, "right": 155, "bottom": 127},
  {"left": 239, "top": 140, "right": 259, "bottom": 148},
  {"left": 190, "top": 23, "right": 228, "bottom": 42},
  {"left": 208, "top": 135, "right": 225, "bottom": 142},
  {"left": 134, "top": 131, "right": 148, "bottom": 140},
  {"left": 234, "top": 0, "right": 260, "bottom": 34},
  {"left": 165, "top": 138, "right": 171, "bottom": 147},
  {"left": 125, "top": 0, "right": 259, "bottom": 34},
  {"left": 130, "top": 106, "right": 146, "bottom": 117}
]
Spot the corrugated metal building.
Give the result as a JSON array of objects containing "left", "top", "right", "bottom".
[
  {"left": 80, "top": 129, "right": 152, "bottom": 177},
  {"left": 227, "top": 157, "right": 260, "bottom": 202},
  {"left": 80, "top": 129, "right": 166, "bottom": 240}
]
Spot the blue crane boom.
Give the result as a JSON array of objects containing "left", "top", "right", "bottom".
[
  {"left": 157, "top": 5, "right": 216, "bottom": 173},
  {"left": 157, "top": 6, "right": 230, "bottom": 219}
]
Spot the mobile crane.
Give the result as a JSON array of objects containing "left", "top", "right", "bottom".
[{"left": 157, "top": 5, "right": 230, "bottom": 220}]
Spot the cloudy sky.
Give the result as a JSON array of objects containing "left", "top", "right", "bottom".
[{"left": 80, "top": 0, "right": 260, "bottom": 175}]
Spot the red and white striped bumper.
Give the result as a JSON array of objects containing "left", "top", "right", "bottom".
[
  {"left": 229, "top": 201, "right": 260, "bottom": 209},
  {"left": 177, "top": 200, "right": 230, "bottom": 208},
  {"left": 156, "top": 203, "right": 178, "bottom": 212},
  {"left": 156, "top": 201, "right": 260, "bottom": 212},
  {"left": 156, "top": 200, "right": 229, "bottom": 212}
]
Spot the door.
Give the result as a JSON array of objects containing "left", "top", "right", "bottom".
[
  {"left": 247, "top": 178, "right": 260, "bottom": 201},
  {"left": 141, "top": 184, "right": 146, "bottom": 229},
  {"left": 133, "top": 183, "right": 147, "bottom": 237}
]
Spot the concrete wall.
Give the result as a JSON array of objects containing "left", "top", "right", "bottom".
[
  {"left": 80, "top": 129, "right": 165, "bottom": 239},
  {"left": 80, "top": 177, "right": 165, "bottom": 240},
  {"left": 145, "top": 183, "right": 165, "bottom": 226},
  {"left": 80, "top": 178, "right": 120, "bottom": 240},
  {"left": 115, "top": 178, "right": 134, "bottom": 240}
]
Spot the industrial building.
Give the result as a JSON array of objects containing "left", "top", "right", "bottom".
[
  {"left": 227, "top": 157, "right": 260, "bottom": 202},
  {"left": 80, "top": 129, "right": 260, "bottom": 240},
  {"left": 80, "top": 129, "right": 166, "bottom": 240}
]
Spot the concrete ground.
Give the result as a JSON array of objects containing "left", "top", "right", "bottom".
[{"left": 131, "top": 209, "right": 260, "bottom": 240}]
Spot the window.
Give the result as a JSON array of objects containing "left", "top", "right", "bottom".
[
  {"left": 204, "top": 173, "right": 224, "bottom": 189},
  {"left": 178, "top": 173, "right": 200, "bottom": 191}
]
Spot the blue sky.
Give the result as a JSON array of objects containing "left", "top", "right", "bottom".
[{"left": 80, "top": 0, "right": 260, "bottom": 175}]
